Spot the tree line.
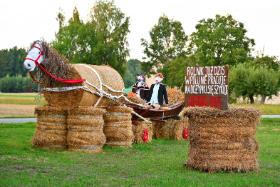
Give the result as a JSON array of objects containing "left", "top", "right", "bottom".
[
  {"left": 0, "top": 0, "right": 279, "bottom": 104},
  {"left": 0, "top": 47, "right": 38, "bottom": 92}
]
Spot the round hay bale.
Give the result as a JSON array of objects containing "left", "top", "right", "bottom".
[
  {"left": 185, "top": 107, "right": 260, "bottom": 172},
  {"left": 67, "top": 106, "right": 106, "bottom": 153},
  {"left": 104, "top": 106, "right": 134, "bottom": 147},
  {"left": 44, "top": 64, "right": 124, "bottom": 109},
  {"left": 32, "top": 106, "right": 67, "bottom": 149},
  {"left": 132, "top": 120, "right": 153, "bottom": 143}
]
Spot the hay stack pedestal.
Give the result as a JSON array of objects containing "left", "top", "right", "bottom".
[
  {"left": 132, "top": 120, "right": 153, "bottom": 143},
  {"left": 185, "top": 107, "right": 260, "bottom": 172},
  {"left": 67, "top": 107, "right": 106, "bottom": 153},
  {"left": 32, "top": 106, "right": 67, "bottom": 149},
  {"left": 104, "top": 106, "right": 134, "bottom": 147}
]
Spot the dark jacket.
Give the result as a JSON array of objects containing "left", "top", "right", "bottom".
[
  {"left": 148, "top": 83, "right": 168, "bottom": 105},
  {"left": 132, "top": 81, "right": 150, "bottom": 101}
]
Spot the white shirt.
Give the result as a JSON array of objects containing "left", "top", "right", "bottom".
[{"left": 149, "top": 83, "right": 160, "bottom": 104}]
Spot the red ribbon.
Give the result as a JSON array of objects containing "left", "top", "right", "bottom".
[
  {"left": 25, "top": 45, "right": 85, "bottom": 84},
  {"left": 142, "top": 129, "right": 149, "bottom": 142},
  {"left": 182, "top": 128, "right": 189, "bottom": 140}
]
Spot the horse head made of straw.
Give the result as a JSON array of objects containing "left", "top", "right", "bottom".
[
  {"left": 23, "top": 40, "right": 82, "bottom": 87},
  {"left": 24, "top": 40, "right": 46, "bottom": 72}
]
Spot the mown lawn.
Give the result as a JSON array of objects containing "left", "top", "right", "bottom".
[
  {"left": 0, "top": 119, "right": 279, "bottom": 186},
  {"left": 0, "top": 93, "right": 45, "bottom": 105}
]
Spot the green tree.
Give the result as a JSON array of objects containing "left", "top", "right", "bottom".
[
  {"left": 124, "top": 59, "right": 143, "bottom": 87},
  {"left": 141, "top": 15, "right": 188, "bottom": 73},
  {"left": 53, "top": 7, "right": 96, "bottom": 64},
  {"left": 253, "top": 68, "right": 279, "bottom": 103},
  {"left": 254, "top": 55, "right": 279, "bottom": 71},
  {"left": 253, "top": 56, "right": 280, "bottom": 95},
  {"left": 230, "top": 64, "right": 256, "bottom": 103},
  {"left": 89, "top": 0, "right": 129, "bottom": 75},
  {"left": 230, "top": 63, "right": 279, "bottom": 104},
  {"left": 162, "top": 56, "right": 196, "bottom": 89},
  {"left": 52, "top": 1, "right": 130, "bottom": 76},
  {"left": 189, "top": 15, "right": 255, "bottom": 66}
]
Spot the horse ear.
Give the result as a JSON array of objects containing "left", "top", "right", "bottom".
[
  {"left": 42, "top": 41, "right": 49, "bottom": 57},
  {"left": 30, "top": 41, "right": 36, "bottom": 49}
]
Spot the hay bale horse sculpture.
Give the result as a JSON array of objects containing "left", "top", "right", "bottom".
[{"left": 23, "top": 40, "right": 126, "bottom": 108}]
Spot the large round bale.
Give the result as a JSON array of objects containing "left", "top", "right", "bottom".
[
  {"left": 44, "top": 64, "right": 124, "bottom": 108},
  {"left": 32, "top": 106, "right": 67, "bottom": 149},
  {"left": 103, "top": 106, "right": 134, "bottom": 147},
  {"left": 67, "top": 107, "right": 106, "bottom": 153},
  {"left": 152, "top": 118, "right": 189, "bottom": 140},
  {"left": 132, "top": 120, "right": 153, "bottom": 143},
  {"left": 183, "top": 107, "right": 260, "bottom": 172}
]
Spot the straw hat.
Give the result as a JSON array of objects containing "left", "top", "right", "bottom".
[{"left": 155, "top": 73, "right": 164, "bottom": 79}]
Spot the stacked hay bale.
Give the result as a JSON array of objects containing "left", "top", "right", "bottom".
[
  {"left": 132, "top": 120, "right": 153, "bottom": 143},
  {"left": 184, "top": 107, "right": 260, "bottom": 172},
  {"left": 104, "top": 106, "right": 134, "bottom": 147},
  {"left": 152, "top": 118, "right": 189, "bottom": 140},
  {"left": 32, "top": 106, "right": 67, "bottom": 149},
  {"left": 67, "top": 107, "right": 106, "bottom": 153}
]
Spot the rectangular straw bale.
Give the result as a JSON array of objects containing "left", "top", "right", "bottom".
[
  {"left": 32, "top": 106, "right": 67, "bottom": 149},
  {"left": 104, "top": 106, "right": 134, "bottom": 147},
  {"left": 67, "top": 106, "right": 106, "bottom": 153},
  {"left": 152, "top": 118, "right": 189, "bottom": 140},
  {"left": 132, "top": 120, "right": 153, "bottom": 143}
]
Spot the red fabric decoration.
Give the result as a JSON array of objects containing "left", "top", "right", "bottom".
[
  {"left": 183, "top": 128, "right": 189, "bottom": 140},
  {"left": 142, "top": 129, "right": 149, "bottom": 142}
]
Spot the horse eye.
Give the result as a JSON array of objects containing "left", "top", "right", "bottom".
[{"left": 38, "top": 51, "right": 41, "bottom": 54}]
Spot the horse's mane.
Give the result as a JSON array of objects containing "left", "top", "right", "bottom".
[{"left": 30, "top": 41, "right": 79, "bottom": 88}]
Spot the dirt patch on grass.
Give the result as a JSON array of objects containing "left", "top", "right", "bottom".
[{"left": 0, "top": 104, "right": 35, "bottom": 117}]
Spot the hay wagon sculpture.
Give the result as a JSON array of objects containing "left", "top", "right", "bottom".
[{"left": 23, "top": 40, "right": 188, "bottom": 151}]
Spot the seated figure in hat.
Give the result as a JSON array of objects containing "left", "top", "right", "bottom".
[
  {"left": 147, "top": 73, "right": 168, "bottom": 109},
  {"left": 132, "top": 74, "right": 149, "bottom": 101}
]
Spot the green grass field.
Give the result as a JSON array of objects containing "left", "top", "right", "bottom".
[{"left": 0, "top": 119, "right": 279, "bottom": 186}]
